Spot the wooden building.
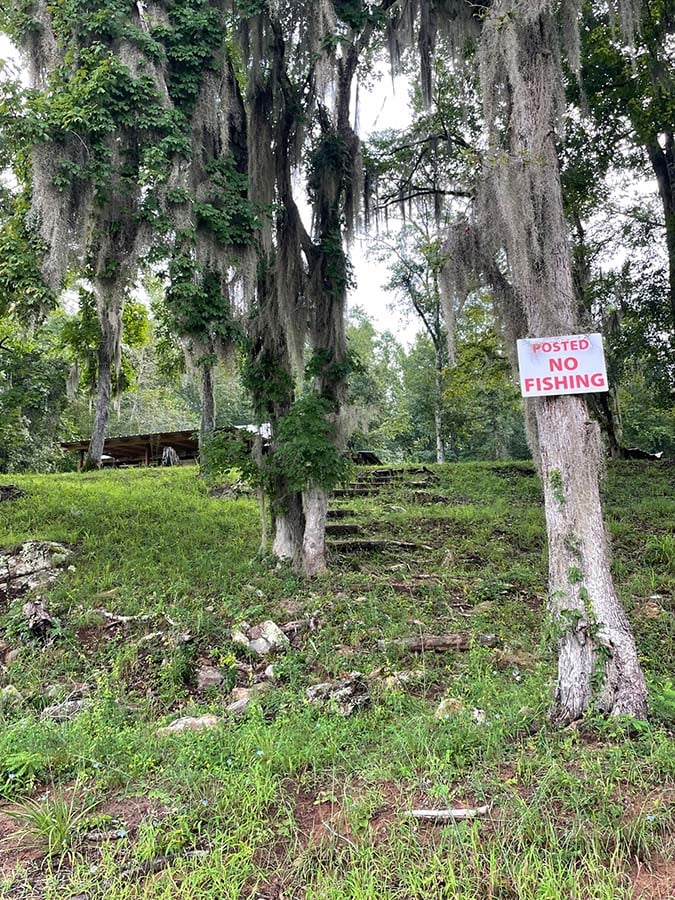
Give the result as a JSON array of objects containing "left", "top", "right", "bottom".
[{"left": 62, "top": 430, "right": 199, "bottom": 469}]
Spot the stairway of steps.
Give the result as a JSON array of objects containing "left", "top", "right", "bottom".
[{"left": 327, "top": 466, "right": 438, "bottom": 555}]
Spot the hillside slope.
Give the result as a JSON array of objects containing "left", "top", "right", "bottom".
[{"left": 0, "top": 462, "right": 673, "bottom": 899}]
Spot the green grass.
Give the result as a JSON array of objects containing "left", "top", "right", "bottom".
[{"left": 0, "top": 461, "right": 673, "bottom": 898}]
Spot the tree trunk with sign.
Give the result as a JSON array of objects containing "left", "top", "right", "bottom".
[{"left": 480, "top": 2, "right": 647, "bottom": 721}]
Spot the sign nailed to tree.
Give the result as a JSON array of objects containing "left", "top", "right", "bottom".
[{"left": 517, "top": 334, "right": 609, "bottom": 398}]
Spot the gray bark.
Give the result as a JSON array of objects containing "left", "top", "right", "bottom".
[
  {"left": 200, "top": 365, "right": 216, "bottom": 443},
  {"left": 85, "top": 286, "right": 123, "bottom": 469},
  {"left": 271, "top": 489, "right": 305, "bottom": 569},
  {"left": 85, "top": 343, "right": 113, "bottom": 469},
  {"left": 434, "top": 360, "right": 446, "bottom": 464},
  {"left": 538, "top": 395, "right": 647, "bottom": 720},
  {"left": 301, "top": 486, "right": 329, "bottom": 578},
  {"left": 482, "top": 2, "right": 647, "bottom": 721}
]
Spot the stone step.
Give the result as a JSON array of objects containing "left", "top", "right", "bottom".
[
  {"left": 327, "top": 509, "right": 357, "bottom": 520},
  {"left": 329, "top": 539, "right": 425, "bottom": 554},
  {"left": 333, "top": 488, "right": 377, "bottom": 499},
  {"left": 325, "top": 523, "right": 362, "bottom": 537}
]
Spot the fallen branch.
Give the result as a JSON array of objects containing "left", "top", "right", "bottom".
[
  {"left": 378, "top": 632, "right": 500, "bottom": 653},
  {"left": 97, "top": 609, "right": 153, "bottom": 625},
  {"left": 406, "top": 805, "right": 490, "bottom": 822}
]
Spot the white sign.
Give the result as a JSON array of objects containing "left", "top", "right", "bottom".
[{"left": 517, "top": 333, "right": 609, "bottom": 398}]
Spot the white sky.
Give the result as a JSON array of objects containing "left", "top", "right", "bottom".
[{"left": 349, "top": 69, "right": 419, "bottom": 344}]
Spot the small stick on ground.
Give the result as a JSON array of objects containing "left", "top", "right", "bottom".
[{"left": 406, "top": 805, "right": 490, "bottom": 822}]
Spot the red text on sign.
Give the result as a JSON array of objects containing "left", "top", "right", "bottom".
[{"left": 523, "top": 374, "right": 607, "bottom": 393}]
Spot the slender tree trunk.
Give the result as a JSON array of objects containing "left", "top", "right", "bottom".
[
  {"left": 434, "top": 359, "right": 445, "bottom": 464},
  {"left": 482, "top": 2, "right": 647, "bottom": 721},
  {"left": 85, "top": 342, "right": 113, "bottom": 469},
  {"left": 302, "top": 486, "right": 329, "bottom": 578},
  {"left": 646, "top": 133, "right": 675, "bottom": 333},
  {"left": 199, "top": 364, "right": 216, "bottom": 444},
  {"left": 587, "top": 390, "right": 624, "bottom": 459},
  {"left": 572, "top": 212, "right": 626, "bottom": 456},
  {"left": 85, "top": 285, "right": 123, "bottom": 469},
  {"left": 258, "top": 488, "right": 268, "bottom": 554}
]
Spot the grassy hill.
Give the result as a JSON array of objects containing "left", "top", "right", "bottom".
[{"left": 0, "top": 462, "right": 673, "bottom": 899}]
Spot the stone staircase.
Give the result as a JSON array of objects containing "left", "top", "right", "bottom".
[{"left": 327, "top": 466, "right": 438, "bottom": 556}]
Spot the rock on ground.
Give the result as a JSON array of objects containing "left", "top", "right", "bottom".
[
  {"left": 435, "top": 698, "right": 465, "bottom": 720},
  {"left": 231, "top": 620, "right": 290, "bottom": 657},
  {"left": 226, "top": 684, "right": 271, "bottom": 717},
  {"left": 0, "top": 541, "right": 72, "bottom": 600},
  {"left": 41, "top": 699, "right": 90, "bottom": 722},
  {"left": 156, "top": 715, "right": 222, "bottom": 737},
  {"left": 306, "top": 673, "right": 369, "bottom": 716},
  {"left": 196, "top": 665, "right": 224, "bottom": 691}
]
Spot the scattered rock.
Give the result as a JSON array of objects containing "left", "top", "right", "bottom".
[
  {"left": 42, "top": 699, "right": 90, "bottom": 722},
  {"left": 281, "top": 616, "right": 320, "bottom": 643},
  {"left": 226, "top": 683, "right": 271, "bottom": 717},
  {"left": 640, "top": 600, "right": 663, "bottom": 620},
  {"left": 232, "top": 620, "right": 290, "bottom": 657},
  {"left": 227, "top": 697, "right": 251, "bottom": 717},
  {"left": 494, "top": 649, "right": 537, "bottom": 671},
  {"left": 5, "top": 648, "right": 20, "bottom": 665},
  {"left": 23, "top": 596, "right": 56, "bottom": 640},
  {"left": 472, "top": 708, "right": 487, "bottom": 724},
  {"left": 231, "top": 629, "right": 251, "bottom": 649},
  {"left": 382, "top": 669, "right": 426, "bottom": 690},
  {"left": 306, "top": 672, "right": 369, "bottom": 716},
  {"left": 196, "top": 665, "right": 224, "bottom": 692},
  {"left": 156, "top": 715, "right": 222, "bottom": 737},
  {"left": 434, "top": 697, "right": 465, "bottom": 720},
  {"left": 250, "top": 621, "right": 290, "bottom": 655},
  {"left": 43, "top": 682, "right": 89, "bottom": 703},
  {"left": 0, "top": 685, "right": 24, "bottom": 709},
  {"left": 0, "top": 541, "right": 72, "bottom": 600},
  {"left": 0, "top": 485, "right": 25, "bottom": 503},
  {"left": 263, "top": 664, "right": 276, "bottom": 682}
]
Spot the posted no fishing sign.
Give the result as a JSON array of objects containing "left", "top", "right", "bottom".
[{"left": 517, "top": 333, "right": 609, "bottom": 398}]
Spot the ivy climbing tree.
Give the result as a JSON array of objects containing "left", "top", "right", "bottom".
[
  {"left": 236, "top": 0, "right": 399, "bottom": 577},
  {"left": 1, "top": 0, "right": 183, "bottom": 467},
  {"left": 1, "top": 1, "right": 258, "bottom": 463},
  {"left": 155, "top": 0, "right": 256, "bottom": 448}
]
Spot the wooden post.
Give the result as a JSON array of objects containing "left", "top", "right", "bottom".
[{"left": 78, "top": 449, "right": 85, "bottom": 472}]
